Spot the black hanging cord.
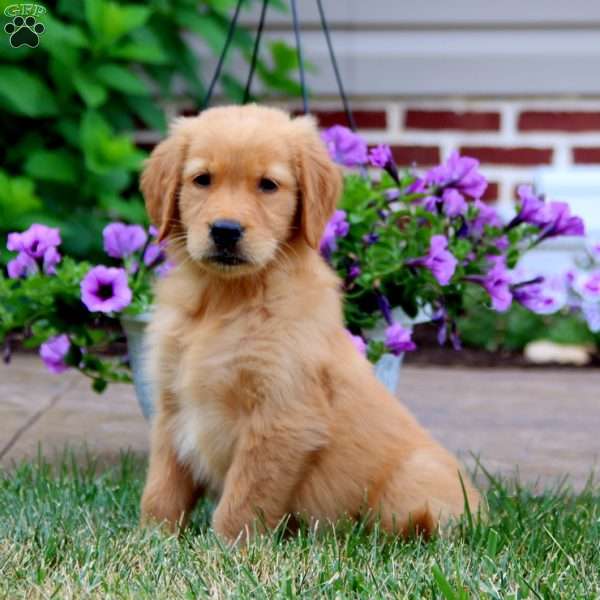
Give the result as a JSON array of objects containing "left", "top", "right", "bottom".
[
  {"left": 315, "top": 0, "right": 356, "bottom": 131},
  {"left": 243, "top": 0, "right": 269, "bottom": 103},
  {"left": 290, "top": 0, "right": 309, "bottom": 113},
  {"left": 202, "top": 0, "right": 245, "bottom": 109}
]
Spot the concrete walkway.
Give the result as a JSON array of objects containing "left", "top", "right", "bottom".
[{"left": 1, "top": 355, "right": 599, "bottom": 491}]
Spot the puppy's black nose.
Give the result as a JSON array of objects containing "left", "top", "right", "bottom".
[{"left": 210, "top": 219, "right": 244, "bottom": 247}]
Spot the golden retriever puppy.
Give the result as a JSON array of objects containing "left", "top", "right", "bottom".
[{"left": 139, "top": 104, "right": 480, "bottom": 541}]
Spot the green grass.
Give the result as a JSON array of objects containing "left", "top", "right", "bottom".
[{"left": 0, "top": 453, "right": 598, "bottom": 599}]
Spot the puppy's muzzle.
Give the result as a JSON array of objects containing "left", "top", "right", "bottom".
[{"left": 210, "top": 219, "right": 245, "bottom": 249}]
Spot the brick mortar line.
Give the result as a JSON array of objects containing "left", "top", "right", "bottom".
[{"left": 0, "top": 379, "right": 78, "bottom": 462}]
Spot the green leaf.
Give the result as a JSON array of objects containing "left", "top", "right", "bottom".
[
  {"left": 175, "top": 10, "right": 226, "bottom": 53},
  {"left": 108, "top": 41, "right": 168, "bottom": 64},
  {"left": 85, "top": 0, "right": 151, "bottom": 46},
  {"left": 0, "top": 67, "right": 59, "bottom": 117},
  {"left": 99, "top": 194, "right": 147, "bottom": 223},
  {"left": 95, "top": 64, "right": 150, "bottom": 96},
  {"left": 24, "top": 150, "right": 79, "bottom": 184},
  {"left": 73, "top": 69, "right": 108, "bottom": 108},
  {"left": 124, "top": 96, "right": 167, "bottom": 131},
  {"left": 0, "top": 170, "right": 42, "bottom": 227},
  {"left": 80, "top": 110, "right": 144, "bottom": 174},
  {"left": 41, "top": 13, "right": 87, "bottom": 60}
]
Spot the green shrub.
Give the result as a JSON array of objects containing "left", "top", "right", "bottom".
[{"left": 0, "top": 0, "right": 299, "bottom": 263}]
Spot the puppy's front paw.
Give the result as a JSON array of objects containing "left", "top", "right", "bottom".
[{"left": 212, "top": 506, "right": 251, "bottom": 545}]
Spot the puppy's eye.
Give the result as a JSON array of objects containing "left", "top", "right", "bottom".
[
  {"left": 258, "top": 177, "right": 278, "bottom": 193},
  {"left": 194, "top": 173, "right": 211, "bottom": 187}
]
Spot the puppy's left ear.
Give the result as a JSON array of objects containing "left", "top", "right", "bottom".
[{"left": 294, "top": 116, "right": 343, "bottom": 249}]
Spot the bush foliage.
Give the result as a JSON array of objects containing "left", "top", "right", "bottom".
[{"left": 0, "top": 0, "right": 299, "bottom": 262}]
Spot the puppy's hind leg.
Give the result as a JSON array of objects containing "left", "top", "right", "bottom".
[
  {"left": 140, "top": 413, "right": 203, "bottom": 533},
  {"left": 374, "top": 449, "right": 481, "bottom": 539}
]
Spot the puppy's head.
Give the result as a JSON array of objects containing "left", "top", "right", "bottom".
[{"left": 141, "top": 105, "right": 341, "bottom": 277}]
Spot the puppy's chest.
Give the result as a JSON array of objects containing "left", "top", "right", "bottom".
[{"left": 168, "top": 315, "right": 284, "bottom": 490}]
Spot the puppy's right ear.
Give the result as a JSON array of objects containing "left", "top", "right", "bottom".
[{"left": 140, "top": 119, "right": 189, "bottom": 241}]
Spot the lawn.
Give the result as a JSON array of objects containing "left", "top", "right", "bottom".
[{"left": 0, "top": 454, "right": 598, "bottom": 599}]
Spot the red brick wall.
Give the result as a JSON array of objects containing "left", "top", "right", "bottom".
[{"left": 302, "top": 101, "right": 600, "bottom": 208}]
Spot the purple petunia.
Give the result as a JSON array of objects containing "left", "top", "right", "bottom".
[
  {"left": 7, "top": 224, "right": 61, "bottom": 259},
  {"left": 39, "top": 334, "right": 70, "bottom": 374},
  {"left": 321, "top": 126, "right": 368, "bottom": 167},
  {"left": 348, "top": 263, "right": 361, "bottom": 280},
  {"left": 481, "top": 258, "right": 513, "bottom": 312},
  {"left": 572, "top": 270, "right": 600, "bottom": 300},
  {"left": 143, "top": 242, "right": 166, "bottom": 267},
  {"left": 42, "top": 247, "right": 61, "bottom": 275},
  {"left": 362, "top": 232, "right": 379, "bottom": 246},
  {"left": 154, "top": 260, "right": 174, "bottom": 278},
  {"left": 408, "top": 235, "right": 458, "bottom": 286},
  {"left": 320, "top": 210, "right": 350, "bottom": 259},
  {"left": 346, "top": 330, "right": 367, "bottom": 356},
  {"left": 384, "top": 322, "right": 416, "bottom": 355},
  {"left": 368, "top": 144, "right": 393, "bottom": 169},
  {"left": 469, "top": 200, "right": 502, "bottom": 237},
  {"left": 103, "top": 223, "right": 148, "bottom": 259},
  {"left": 7, "top": 252, "right": 38, "bottom": 279},
  {"left": 6, "top": 224, "right": 62, "bottom": 278},
  {"left": 441, "top": 188, "right": 468, "bottom": 218},
  {"left": 538, "top": 202, "right": 585, "bottom": 240},
  {"left": 514, "top": 185, "right": 547, "bottom": 226},
  {"left": 424, "top": 151, "right": 488, "bottom": 199},
  {"left": 513, "top": 277, "right": 567, "bottom": 315},
  {"left": 80, "top": 266, "right": 132, "bottom": 313}
]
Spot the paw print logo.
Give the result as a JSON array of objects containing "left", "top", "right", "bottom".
[{"left": 4, "top": 15, "right": 45, "bottom": 48}]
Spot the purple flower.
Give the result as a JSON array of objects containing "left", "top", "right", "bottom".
[
  {"left": 538, "top": 202, "right": 585, "bottom": 240},
  {"left": 320, "top": 210, "right": 349, "bottom": 258},
  {"left": 377, "top": 294, "right": 393, "bottom": 325},
  {"left": 363, "top": 232, "right": 379, "bottom": 246},
  {"left": 80, "top": 266, "right": 132, "bottom": 313},
  {"left": 514, "top": 185, "right": 547, "bottom": 226},
  {"left": 143, "top": 242, "right": 166, "bottom": 267},
  {"left": 39, "top": 334, "right": 70, "bottom": 374},
  {"left": 103, "top": 223, "right": 148, "bottom": 259},
  {"left": 424, "top": 151, "right": 488, "bottom": 199},
  {"left": 408, "top": 235, "right": 458, "bottom": 286},
  {"left": 348, "top": 263, "right": 361, "bottom": 280},
  {"left": 346, "top": 330, "right": 367, "bottom": 356},
  {"left": 42, "top": 247, "right": 61, "bottom": 275},
  {"left": 494, "top": 235, "right": 509, "bottom": 251},
  {"left": 441, "top": 188, "right": 468, "bottom": 218},
  {"left": 407, "top": 178, "right": 426, "bottom": 194},
  {"left": 7, "top": 252, "right": 38, "bottom": 279},
  {"left": 384, "top": 322, "right": 416, "bottom": 355},
  {"left": 368, "top": 144, "right": 393, "bottom": 168},
  {"left": 422, "top": 195, "right": 440, "bottom": 212},
  {"left": 469, "top": 200, "right": 502, "bottom": 236},
  {"left": 513, "top": 278, "right": 566, "bottom": 315},
  {"left": 573, "top": 271, "right": 600, "bottom": 300},
  {"left": 155, "top": 261, "right": 174, "bottom": 278},
  {"left": 7, "top": 224, "right": 61, "bottom": 259},
  {"left": 385, "top": 189, "right": 401, "bottom": 202},
  {"left": 582, "top": 302, "right": 600, "bottom": 333},
  {"left": 480, "top": 258, "right": 513, "bottom": 312},
  {"left": 321, "top": 126, "right": 368, "bottom": 167}
]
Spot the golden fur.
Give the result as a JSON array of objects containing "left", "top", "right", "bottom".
[{"left": 139, "top": 104, "right": 480, "bottom": 541}]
